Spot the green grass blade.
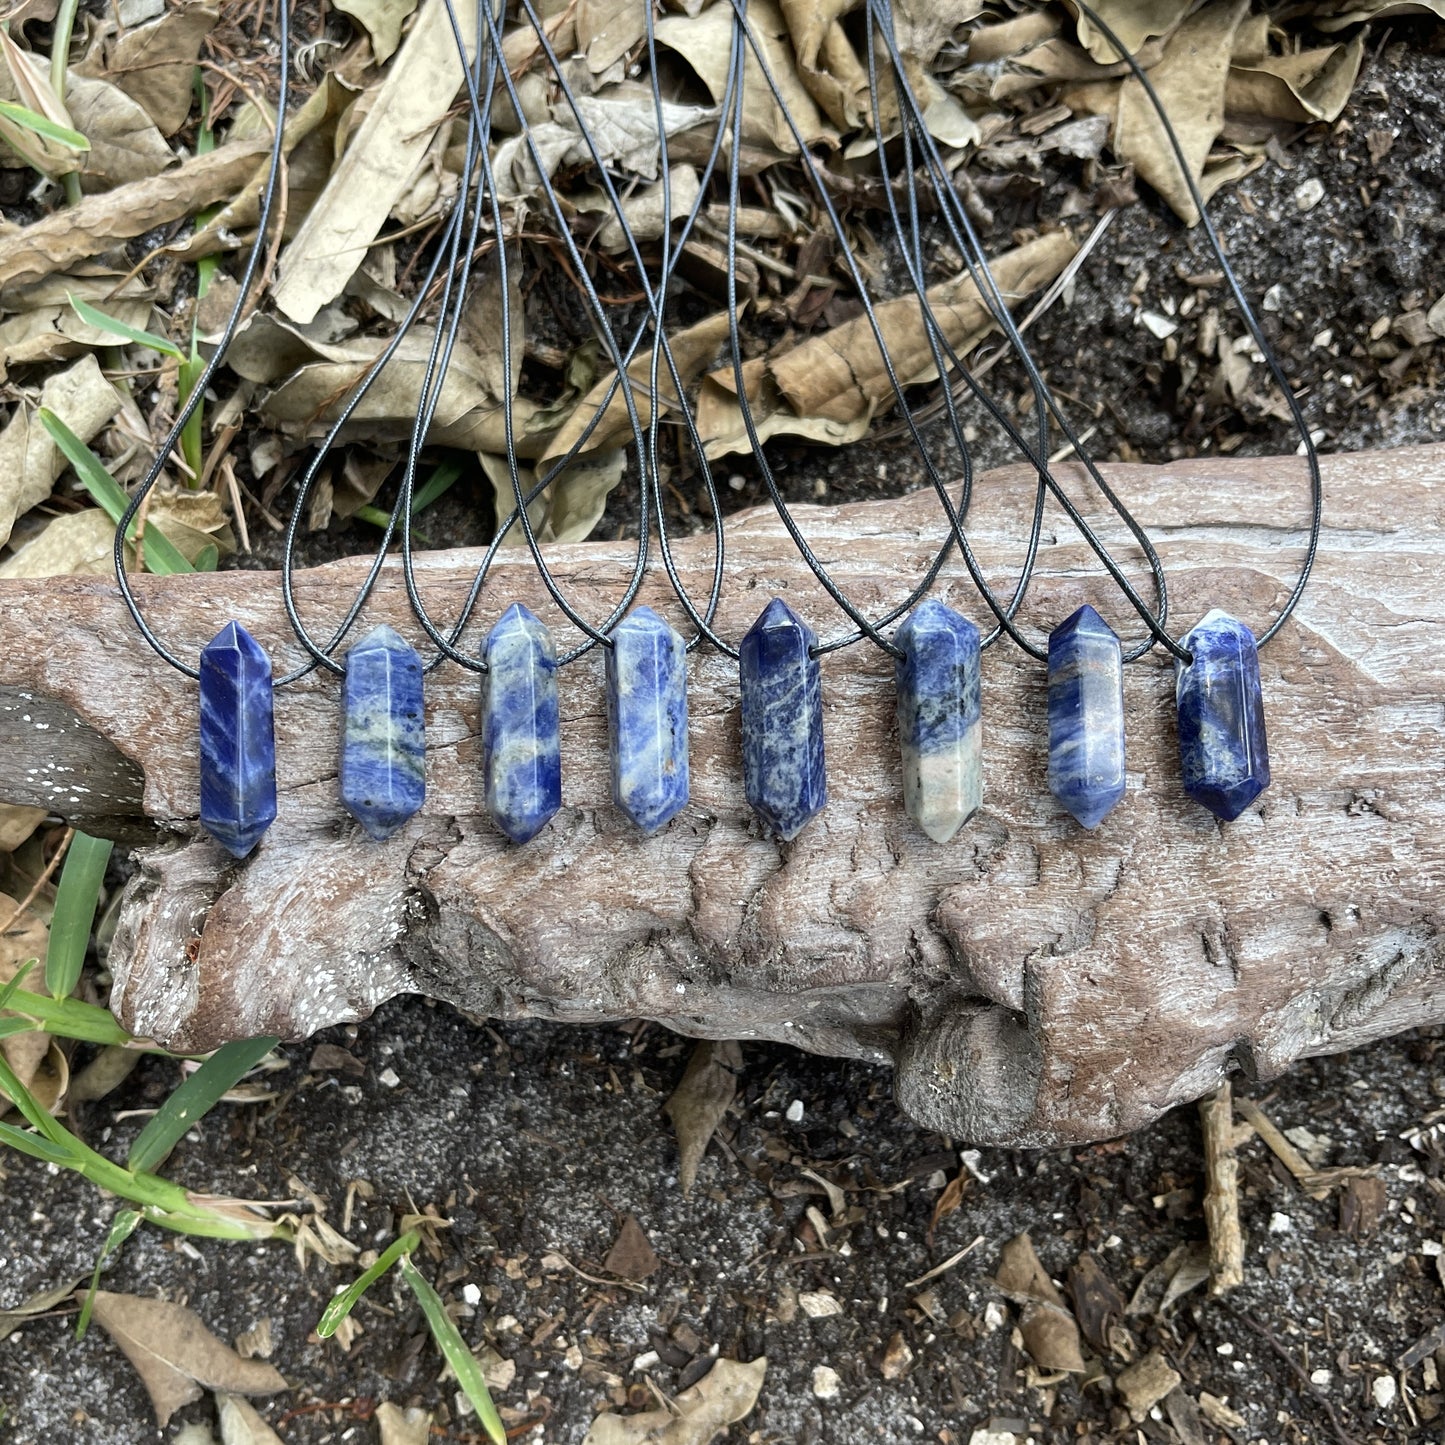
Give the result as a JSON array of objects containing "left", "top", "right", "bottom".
[
  {"left": 76, "top": 1209, "right": 142, "bottom": 1340},
  {"left": 193, "top": 543, "right": 218, "bottom": 572},
  {"left": 0, "top": 1120, "right": 71, "bottom": 1166},
  {"left": 317, "top": 1230, "right": 421, "bottom": 1338},
  {"left": 177, "top": 349, "right": 206, "bottom": 482},
  {"left": 0, "top": 959, "right": 37, "bottom": 1016},
  {"left": 411, "top": 459, "right": 463, "bottom": 515},
  {"left": 400, "top": 1254, "right": 506, "bottom": 1445},
  {"left": 45, "top": 832, "right": 112, "bottom": 1000},
  {"left": 67, "top": 293, "right": 184, "bottom": 359},
  {"left": 0, "top": 100, "right": 88, "bottom": 151},
  {"left": 126, "top": 1036, "right": 279, "bottom": 1173},
  {"left": 38, "top": 409, "right": 194, "bottom": 576},
  {"left": 2, "top": 987, "right": 135, "bottom": 1047}
]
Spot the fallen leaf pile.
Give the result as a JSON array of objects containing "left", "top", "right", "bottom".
[{"left": 0, "top": 0, "right": 1438, "bottom": 581}]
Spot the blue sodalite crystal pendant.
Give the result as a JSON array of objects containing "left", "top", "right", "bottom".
[
  {"left": 339, "top": 624, "right": 425, "bottom": 840},
  {"left": 606, "top": 606, "right": 689, "bottom": 833},
  {"left": 739, "top": 597, "right": 826, "bottom": 841},
  {"left": 482, "top": 603, "right": 562, "bottom": 843},
  {"left": 1176, "top": 609, "right": 1270, "bottom": 821},
  {"left": 198, "top": 621, "right": 277, "bottom": 857},
  {"left": 1047, "top": 604, "right": 1126, "bottom": 829},
  {"left": 895, "top": 599, "right": 981, "bottom": 843}
]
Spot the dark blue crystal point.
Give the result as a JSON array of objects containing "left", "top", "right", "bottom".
[
  {"left": 739, "top": 597, "right": 826, "bottom": 842},
  {"left": 339, "top": 624, "right": 425, "bottom": 840},
  {"left": 1176, "top": 609, "right": 1270, "bottom": 822},
  {"left": 894, "top": 599, "right": 982, "bottom": 843},
  {"left": 606, "top": 606, "right": 689, "bottom": 834},
  {"left": 1047, "top": 604, "right": 1126, "bottom": 829},
  {"left": 482, "top": 603, "right": 562, "bottom": 844},
  {"left": 199, "top": 621, "right": 277, "bottom": 857}
]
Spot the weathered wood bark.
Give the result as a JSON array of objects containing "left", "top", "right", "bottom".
[{"left": 2, "top": 446, "right": 1442, "bottom": 1147}]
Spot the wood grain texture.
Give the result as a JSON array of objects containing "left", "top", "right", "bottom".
[{"left": 1, "top": 445, "right": 1441, "bottom": 1146}]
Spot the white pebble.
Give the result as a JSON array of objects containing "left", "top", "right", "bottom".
[
  {"left": 1373, "top": 1374, "right": 1397, "bottom": 1409},
  {"left": 1294, "top": 177, "right": 1325, "bottom": 212},
  {"left": 377, "top": 1067, "right": 401, "bottom": 1088},
  {"left": 1310, "top": 1368, "right": 1332, "bottom": 1387},
  {"left": 811, "top": 1365, "right": 841, "bottom": 1400},
  {"left": 785, "top": 1099, "right": 804, "bottom": 1123},
  {"left": 1268, "top": 1212, "right": 1293, "bottom": 1234}
]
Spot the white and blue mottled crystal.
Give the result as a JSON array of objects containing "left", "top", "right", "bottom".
[
  {"left": 1047, "top": 604, "right": 1126, "bottom": 829},
  {"left": 606, "top": 606, "right": 689, "bottom": 834},
  {"left": 739, "top": 597, "right": 826, "bottom": 842},
  {"left": 198, "top": 621, "right": 277, "bottom": 858},
  {"left": 482, "top": 603, "right": 562, "bottom": 844},
  {"left": 339, "top": 624, "right": 425, "bottom": 840},
  {"left": 894, "top": 599, "right": 981, "bottom": 843},
  {"left": 1176, "top": 608, "right": 1270, "bottom": 821}
]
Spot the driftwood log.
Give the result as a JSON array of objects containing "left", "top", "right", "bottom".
[{"left": 2, "top": 445, "right": 1442, "bottom": 1147}]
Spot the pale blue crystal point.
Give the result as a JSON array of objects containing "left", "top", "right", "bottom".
[
  {"left": 1176, "top": 609, "right": 1271, "bottom": 821},
  {"left": 606, "top": 606, "right": 689, "bottom": 834},
  {"left": 739, "top": 597, "right": 826, "bottom": 842},
  {"left": 482, "top": 603, "right": 562, "bottom": 843},
  {"left": 198, "top": 621, "right": 277, "bottom": 857},
  {"left": 1047, "top": 604, "right": 1126, "bottom": 829},
  {"left": 339, "top": 624, "right": 425, "bottom": 840},
  {"left": 895, "top": 599, "right": 982, "bottom": 843}
]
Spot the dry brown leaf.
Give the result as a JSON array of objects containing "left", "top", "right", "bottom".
[
  {"left": 81, "top": 4, "right": 217, "bottom": 135},
  {"left": 89, "top": 1292, "right": 288, "bottom": 1428},
  {"left": 996, "top": 1231, "right": 1067, "bottom": 1307},
  {"left": 655, "top": 0, "right": 831, "bottom": 155},
  {"left": 663, "top": 1039, "right": 741, "bottom": 1196},
  {"left": 217, "top": 1393, "right": 284, "bottom": 1445},
  {"left": 0, "top": 28, "right": 82, "bottom": 177},
  {"left": 1066, "top": 0, "right": 1194, "bottom": 63},
  {"left": 694, "top": 365, "right": 872, "bottom": 461},
  {"left": 578, "top": 0, "right": 647, "bottom": 74},
  {"left": 1111, "top": 0, "right": 1251, "bottom": 226},
  {"left": 1316, "top": 0, "right": 1445, "bottom": 26},
  {"left": 0, "top": 804, "right": 46, "bottom": 851},
  {"left": 0, "top": 139, "right": 269, "bottom": 289},
  {"left": 582, "top": 1355, "right": 766, "bottom": 1445},
  {"left": 568, "top": 88, "right": 717, "bottom": 180},
  {"left": 1226, "top": 36, "right": 1366, "bottom": 124},
  {"left": 0, "top": 1278, "right": 83, "bottom": 1344},
  {"left": 272, "top": 0, "right": 478, "bottom": 324},
  {"left": 603, "top": 1214, "right": 661, "bottom": 1281},
  {"left": 0, "top": 352, "right": 121, "bottom": 547},
  {"left": 1020, "top": 1299, "right": 1087, "bottom": 1373},
  {"left": 375, "top": 1403, "right": 432, "bottom": 1445},
  {"left": 333, "top": 0, "right": 418, "bottom": 64},
  {"left": 1067, "top": 1252, "right": 1125, "bottom": 1355},
  {"left": 750, "top": 231, "right": 1076, "bottom": 426},
  {"left": 0, "top": 274, "right": 154, "bottom": 375},
  {"left": 64, "top": 71, "right": 173, "bottom": 188},
  {"left": 779, "top": 0, "right": 869, "bottom": 130},
  {"left": 540, "top": 309, "right": 732, "bottom": 468},
  {"left": 479, "top": 446, "right": 626, "bottom": 547},
  {"left": 0, "top": 499, "right": 228, "bottom": 579},
  {"left": 592, "top": 164, "right": 701, "bottom": 251}
]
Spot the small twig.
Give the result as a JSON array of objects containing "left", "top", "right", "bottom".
[
  {"left": 903, "top": 1234, "right": 984, "bottom": 1291},
  {"left": 1234, "top": 1095, "right": 1330, "bottom": 1199},
  {"left": 1200, "top": 1082, "right": 1244, "bottom": 1296},
  {"left": 0, "top": 827, "right": 72, "bottom": 937},
  {"left": 1231, "top": 1309, "right": 1358, "bottom": 1445}
]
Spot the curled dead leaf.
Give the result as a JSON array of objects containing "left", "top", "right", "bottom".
[
  {"left": 582, "top": 1356, "right": 766, "bottom": 1445},
  {"left": 664, "top": 1038, "right": 742, "bottom": 1196}
]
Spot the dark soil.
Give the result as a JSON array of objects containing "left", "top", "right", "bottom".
[{"left": 1, "top": 20, "right": 1443, "bottom": 1445}]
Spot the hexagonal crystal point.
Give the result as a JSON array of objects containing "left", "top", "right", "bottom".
[
  {"left": 1047, "top": 604, "right": 1126, "bottom": 829},
  {"left": 1176, "top": 609, "right": 1271, "bottom": 822},
  {"left": 198, "top": 621, "right": 277, "bottom": 857},
  {"left": 739, "top": 597, "right": 826, "bottom": 842},
  {"left": 606, "top": 606, "right": 689, "bottom": 834},
  {"left": 482, "top": 603, "right": 562, "bottom": 844},
  {"left": 339, "top": 624, "right": 426, "bottom": 840},
  {"left": 894, "top": 598, "right": 981, "bottom": 844}
]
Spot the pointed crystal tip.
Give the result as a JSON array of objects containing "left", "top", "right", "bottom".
[
  {"left": 1047, "top": 604, "right": 1126, "bottom": 830},
  {"left": 607, "top": 607, "right": 690, "bottom": 834},
  {"left": 198, "top": 621, "right": 277, "bottom": 857},
  {"left": 740, "top": 597, "right": 826, "bottom": 841},
  {"left": 340, "top": 624, "right": 426, "bottom": 841}
]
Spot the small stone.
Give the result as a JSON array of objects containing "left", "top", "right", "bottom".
[
  {"left": 1047, "top": 604, "right": 1126, "bottom": 828},
  {"left": 339, "top": 624, "right": 425, "bottom": 840},
  {"left": 1176, "top": 609, "right": 1270, "bottom": 821},
  {"left": 785, "top": 1099, "right": 804, "bottom": 1123},
  {"left": 1310, "top": 1368, "right": 1333, "bottom": 1387},
  {"left": 605, "top": 606, "right": 689, "bottom": 833},
  {"left": 1117, "top": 1350, "right": 1183, "bottom": 1421},
  {"left": 880, "top": 1331, "right": 914, "bottom": 1380},
  {"left": 811, "top": 1365, "right": 841, "bottom": 1400},
  {"left": 895, "top": 598, "right": 982, "bottom": 843},
  {"left": 482, "top": 604, "right": 562, "bottom": 844},
  {"left": 198, "top": 621, "right": 277, "bottom": 858},
  {"left": 1373, "top": 1374, "right": 1397, "bottom": 1409},
  {"left": 1268, "top": 1212, "right": 1293, "bottom": 1234},
  {"left": 739, "top": 598, "right": 826, "bottom": 841},
  {"left": 798, "top": 1290, "right": 843, "bottom": 1319},
  {"left": 1294, "top": 177, "right": 1325, "bottom": 211}
]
